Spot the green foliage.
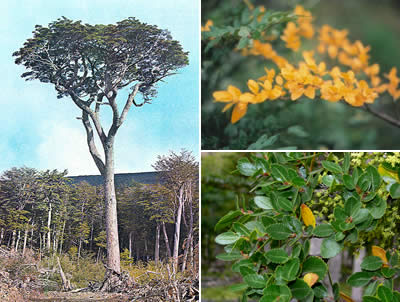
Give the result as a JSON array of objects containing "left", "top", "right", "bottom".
[
  {"left": 14, "top": 17, "right": 188, "bottom": 100},
  {"left": 213, "top": 152, "right": 400, "bottom": 301}
]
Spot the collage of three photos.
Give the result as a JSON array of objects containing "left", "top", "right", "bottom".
[{"left": 1, "top": 0, "right": 400, "bottom": 301}]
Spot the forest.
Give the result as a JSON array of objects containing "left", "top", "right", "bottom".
[{"left": 0, "top": 150, "right": 199, "bottom": 301}]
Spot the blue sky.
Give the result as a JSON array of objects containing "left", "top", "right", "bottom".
[{"left": 0, "top": 0, "right": 199, "bottom": 176}]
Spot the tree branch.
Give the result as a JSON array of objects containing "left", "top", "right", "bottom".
[
  {"left": 81, "top": 111, "right": 105, "bottom": 175},
  {"left": 363, "top": 104, "right": 400, "bottom": 129},
  {"left": 118, "top": 83, "right": 142, "bottom": 128},
  {"left": 70, "top": 92, "right": 108, "bottom": 144}
]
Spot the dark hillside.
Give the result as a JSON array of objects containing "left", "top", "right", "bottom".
[{"left": 69, "top": 171, "right": 161, "bottom": 187}]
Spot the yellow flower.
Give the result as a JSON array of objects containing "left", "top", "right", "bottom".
[
  {"left": 303, "top": 273, "right": 319, "bottom": 287},
  {"left": 281, "top": 22, "right": 301, "bottom": 51},
  {"left": 201, "top": 20, "right": 213, "bottom": 32},
  {"left": 385, "top": 67, "right": 400, "bottom": 100},
  {"left": 300, "top": 204, "right": 316, "bottom": 228}
]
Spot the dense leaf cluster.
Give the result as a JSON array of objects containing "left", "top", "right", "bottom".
[{"left": 214, "top": 152, "right": 400, "bottom": 301}]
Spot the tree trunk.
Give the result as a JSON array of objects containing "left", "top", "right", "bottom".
[
  {"left": 162, "top": 221, "right": 172, "bottom": 259},
  {"left": 11, "top": 230, "right": 16, "bottom": 251},
  {"left": 155, "top": 223, "right": 160, "bottom": 265},
  {"left": 129, "top": 231, "right": 133, "bottom": 264},
  {"left": 39, "top": 231, "right": 42, "bottom": 261},
  {"left": 15, "top": 230, "right": 21, "bottom": 252},
  {"left": 0, "top": 228, "right": 4, "bottom": 245},
  {"left": 22, "top": 229, "right": 28, "bottom": 256},
  {"left": 172, "top": 185, "right": 185, "bottom": 274},
  {"left": 188, "top": 182, "right": 194, "bottom": 271},
  {"left": 59, "top": 219, "right": 66, "bottom": 255},
  {"left": 103, "top": 145, "right": 121, "bottom": 274},
  {"left": 144, "top": 238, "right": 148, "bottom": 261},
  {"left": 181, "top": 234, "right": 190, "bottom": 272},
  {"left": 47, "top": 202, "right": 52, "bottom": 251},
  {"left": 78, "top": 239, "right": 82, "bottom": 263}
]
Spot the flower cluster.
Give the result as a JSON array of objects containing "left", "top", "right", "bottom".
[
  {"left": 208, "top": 4, "right": 400, "bottom": 123},
  {"left": 281, "top": 5, "right": 314, "bottom": 51}
]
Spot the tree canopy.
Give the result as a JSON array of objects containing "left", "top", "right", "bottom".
[{"left": 13, "top": 17, "right": 189, "bottom": 101}]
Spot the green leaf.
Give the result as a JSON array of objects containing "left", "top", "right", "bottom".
[
  {"left": 362, "top": 296, "right": 382, "bottom": 302},
  {"left": 389, "top": 251, "right": 398, "bottom": 267},
  {"left": 322, "top": 161, "right": 342, "bottom": 174},
  {"left": 335, "top": 232, "right": 345, "bottom": 241},
  {"left": 290, "top": 279, "right": 312, "bottom": 300},
  {"left": 292, "top": 177, "right": 306, "bottom": 187},
  {"left": 243, "top": 273, "right": 266, "bottom": 288},
  {"left": 343, "top": 174, "right": 355, "bottom": 190},
  {"left": 244, "top": 221, "right": 265, "bottom": 234},
  {"left": 265, "top": 248, "right": 289, "bottom": 264},
  {"left": 265, "top": 223, "right": 292, "bottom": 240},
  {"left": 313, "top": 283, "right": 328, "bottom": 299},
  {"left": 361, "top": 256, "right": 383, "bottom": 271},
  {"left": 270, "top": 164, "right": 289, "bottom": 182},
  {"left": 261, "top": 216, "right": 276, "bottom": 227},
  {"left": 333, "top": 283, "right": 340, "bottom": 301},
  {"left": 378, "top": 285, "right": 393, "bottom": 302},
  {"left": 313, "top": 224, "right": 334, "bottom": 238},
  {"left": 358, "top": 172, "right": 372, "bottom": 192},
  {"left": 381, "top": 267, "right": 395, "bottom": 278},
  {"left": 229, "top": 283, "right": 248, "bottom": 292},
  {"left": 215, "top": 232, "right": 240, "bottom": 245},
  {"left": 280, "top": 258, "right": 300, "bottom": 281},
  {"left": 320, "top": 238, "right": 342, "bottom": 259},
  {"left": 322, "top": 175, "right": 335, "bottom": 187},
  {"left": 247, "top": 134, "right": 279, "bottom": 150},
  {"left": 276, "top": 196, "right": 293, "bottom": 212},
  {"left": 237, "top": 158, "right": 257, "bottom": 176},
  {"left": 347, "top": 271, "right": 375, "bottom": 287},
  {"left": 261, "top": 285, "right": 291, "bottom": 302},
  {"left": 353, "top": 208, "right": 370, "bottom": 224},
  {"left": 334, "top": 207, "right": 348, "bottom": 221},
  {"left": 366, "top": 165, "right": 382, "bottom": 192},
  {"left": 344, "top": 197, "right": 361, "bottom": 217},
  {"left": 302, "top": 256, "right": 328, "bottom": 280},
  {"left": 215, "top": 210, "right": 242, "bottom": 232},
  {"left": 216, "top": 252, "right": 242, "bottom": 261},
  {"left": 233, "top": 222, "right": 251, "bottom": 237},
  {"left": 254, "top": 196, "right": 273, "bottom": 210},
  {"left": 366, "top": 197, "right": 387, "bottom": 219},
  {"left": 390, "top": 183, "right": 400, "bottom": 199},
  {"left": 364, "top": 281, "right": 378, "bottom": 296}
]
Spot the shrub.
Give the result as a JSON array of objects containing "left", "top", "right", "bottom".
[{"left": 214, "top": 152, "right": 400, "bottom": 301}]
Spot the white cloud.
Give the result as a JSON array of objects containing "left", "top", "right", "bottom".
[{"left": 37, "top": 122, "right": 100, "bottom": 176}]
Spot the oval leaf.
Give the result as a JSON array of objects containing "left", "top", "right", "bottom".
[
  {"left": 361, "top": 256, "right": 383, "bottom": 271},
  {"left": 266, "top": 223, "right": 292, "bottom": 240},
  {"left": 265, "top": 248, "right": 289, "bottom": 264},
  {"left": 215, "top": 232, "right": 240, "bottom": 245}
]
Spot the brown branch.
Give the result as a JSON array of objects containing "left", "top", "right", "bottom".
[{"left": 363, "top": 104, "right": 400, "bottom": 129}]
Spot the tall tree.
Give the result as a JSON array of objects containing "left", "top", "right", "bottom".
[{"left": 13, "top": 17, "right": 188, "bottom": 274}]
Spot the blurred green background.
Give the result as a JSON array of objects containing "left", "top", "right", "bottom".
[{"left": 202, "top": 0, "right": 400, "bottom": 150}]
